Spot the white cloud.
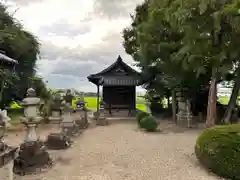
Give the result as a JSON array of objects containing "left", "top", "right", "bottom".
[{"left": 6, "top": 0, "right": 145, "bottom": 93}]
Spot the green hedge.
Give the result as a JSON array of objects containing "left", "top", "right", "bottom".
[
  {"left": 139, "top": 116, "right": 158, "bottom": 132},
  {"left": 195, "top": 124, "right": 240, "bottom": 180},
  {"left": 136, "top": 111, "right": 149, "bottom": 125}
]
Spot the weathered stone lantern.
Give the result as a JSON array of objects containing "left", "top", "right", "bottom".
[
  {"left": 96, "top": 99, "right": 108, "bottom": 126},
  {"left": 13, "top": 88, "right": 52, "bottom": 175},
  {"left": 61, "top": 89, "right": 78, "bottom": 136},
  {"left": 49, "top": 93, "right": 63, "bottom": 124},
  {"left": 45, "top": 92, "right": 71, "bottom": 150},
  {"left": 74, "top": 98, "right": 88, "bottom": 129}
]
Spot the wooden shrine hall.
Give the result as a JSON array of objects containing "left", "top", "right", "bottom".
[{"left": 87, "top": 55, "right": 142, "bottom": 116}]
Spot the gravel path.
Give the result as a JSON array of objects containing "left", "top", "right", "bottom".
[{"left": 1, "top": 120, "right": 221, "bottom": 180}]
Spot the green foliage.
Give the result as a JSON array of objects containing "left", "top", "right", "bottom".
[
  {"left": 136, "top": 111, "right": 149, "bottom": 125},
  {"left": 30, "top": 76, "right": 51, "bottom": 101},
  {"left": 0, "top": 3, "right": 40, "bottom": 108},
  {"left": 123, "top": 0, "right": 240, "bottom": 124},
  {"left": 139, "top": 116, "right": 158, "bottom": 132},
  {"left": 195, "top": 124, "right": 240, "bottom": 179}
]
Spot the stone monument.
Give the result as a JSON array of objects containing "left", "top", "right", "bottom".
[
  {"left": 0, "top": 109, "right": 17, "bottom": 167},
  {"left": 176, "top": 92, "right": 195, "bottom": 128},
  {"left": 49, "top": 93, "right": 63, "bottom": 124},
  {"left": 74, "top": 98, "right": 88, "bottom": 129},
  {"left": 61, "top": 89, "right": 78, "bottom": 136},
  {"left": 96, "top": 100, "right": 108, "bottom": 126},
  {"left": 46, "top": 91, "right": 72, "bottom": 150},
  {"left": 13, "top": 88, "right": 52, "bottom": 175}
]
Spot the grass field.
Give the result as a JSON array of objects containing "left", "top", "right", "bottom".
[
  {"left": 9, "top": 96, "right": 233, "bottom": 116},
  {"left": 73, "top": 96, "right": 147, "bottom": 112}
]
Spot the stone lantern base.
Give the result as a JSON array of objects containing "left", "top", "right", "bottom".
[
  {"left": 73, "top": 110, "right": 89, "bottom": 129},
  {"left": 0, "top": 142, "right": 17, "bottom": 167},
  {"left": 75, "top": 118, "right": 89, "bottom": 129},
  {"left": 49, "top": 110, "right": 62, "bottom": 124},
  {"left": 96, "top": 117, "right": 108, "bottom": 126},
  {"left": 48, "top": 117, "right": 62, "bottom": 124},
  {"left": 13, "top": 141, "right": 52, "bottom": 175},
  {"left": 61, "top": 122, "right": 79, "bottom": 137},
  {"left": 45, "top": 133, "right": 71, "bottom": 150},
  {"left": 176, "top": 112, "right": 196, "bottom": 128}
]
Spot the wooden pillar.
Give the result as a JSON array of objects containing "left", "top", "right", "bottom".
[{"left": 97, "top": 85, "right": 100, "bottom": 115}]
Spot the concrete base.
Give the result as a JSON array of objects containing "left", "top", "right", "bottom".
[
  {"left": 75, "top": 117, "right": 89, "bottom": 129},
  {"left": 45, "top": 133, "right": 71, "bottom": 150},
  {"left": 61, "top": 122, "right": 80, "bottom": 137},
  {"left": 176, "top": 113, "right": 196, "bottom": 128},
  {"left": 96, "top": 117, "right": 108, "bottom": 126}
]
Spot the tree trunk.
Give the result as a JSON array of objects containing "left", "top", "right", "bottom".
[
  {"left": 206, "top": 69, "right": 217, "bottom": 127},
  {"left": 0, "top": 75, "right": 6, "bottom": 104},
  {"left": 221, "top": 69, "right": 240, "bottom": 124},
  {"left": 167, "top": 94, "right": 170, "bottom": 108},
  {"left": 171, "top": 89, "right": 177, "bottom": 123}
]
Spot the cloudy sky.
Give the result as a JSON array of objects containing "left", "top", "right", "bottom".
[{"left": 5, "top": 0, "right": 145, "bottom": 92}]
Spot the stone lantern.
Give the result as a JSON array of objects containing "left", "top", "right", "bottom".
[
  {"left": 45, "top": 92, "right": 71, "bottom": 150},
  {"left": 96, "top": 100, "right": 108, "bottom": 126},
  {"left": 74, "top": 98, "right": 88, "bottom": 129},
  {"left": 49, "top": 93, "right": 63, "bottom": 124},
  {"left": 13, "top": 88, "right": 52, "bottom": 175},
  {"left": 61, "top": 89, "right": 78, "bottom": 136}
]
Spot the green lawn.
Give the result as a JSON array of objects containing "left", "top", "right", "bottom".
[
  {"left": 218, "top": 97, "right": 230, "bottom": 105},
  {"left": 73, "top": 96, "right": 147, "bottom": 112},
  {"left": 217, "top": 96, "right": 240, "bottom": 105}
]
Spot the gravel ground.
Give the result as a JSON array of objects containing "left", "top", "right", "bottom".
[{"left": 0, "top": 120, "right": 221, "bottom": 180}]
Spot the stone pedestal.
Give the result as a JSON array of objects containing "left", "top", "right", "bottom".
[
  {"left": 13, "top": 141, "right": 52, "bottom": 175},
  {"left": 46, "top": 111, "right": 72, "bottom": 149},
  {"left": 96, "top": 106, "right": 108, "bottom": 126},
  {"left": 96, "top": 117, "right": 108, "bottom": 126},
  {"left": 176, "top": 100, "right": 196, "bottom": 128},
  {"left": 49, "top": 110, "right": 62, "bottom": 124},
  {"left": 45, "top": 133, "right": 71, "bottom": 150},
  {"left": 13, "top": 121, "right": 52, "bottom": 175},
  {"left": 74, "top": 108, "right": 88, "bottom": 129},
  {"left": 61, "top": 105, "right": 78, "bottom": 137},
  {"left": 46, "top": 106, "right": 74, "bottom": 149}
]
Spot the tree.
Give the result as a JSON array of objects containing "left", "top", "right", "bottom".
[
  {"left": 163, "top": 0, "right": 240, "bottom": 126},
  {"left": 123, "top": 0, "right": 240, "bottom": 126},
  {"left": 0, "top": 3, "right": 41, "bottom": 108},
  {"left": 123, "top": 0, "right": 211, "bottom": 120}
]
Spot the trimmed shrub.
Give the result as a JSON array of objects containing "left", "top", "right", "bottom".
[
  {"left": 195, "top": 124, "right": 240, "bottom": 180},
  {"left": 139, "top": 116, "right": 158, "bottom": 132},
  {"left": 136, "top": 111, "right": 149, "bottom": 125}
]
